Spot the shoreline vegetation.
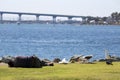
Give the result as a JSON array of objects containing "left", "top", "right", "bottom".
[
  {"left": 0, "top": 12, "right": 120, "bottom": 25},
  {"left": 0, "top": 62, "right": 120, "bottom": 80}
]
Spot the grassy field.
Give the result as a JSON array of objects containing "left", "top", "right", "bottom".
[{"left": 0, "top": 62, "right": 120, "bottom": 80}]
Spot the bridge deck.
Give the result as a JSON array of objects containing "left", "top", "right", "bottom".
[{"left": 0, "top": 11, "right": 84, "bottom": 18}]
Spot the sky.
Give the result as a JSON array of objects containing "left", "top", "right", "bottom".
[{"left": 0, "top": 0, "right": 120, "bottom": 17}]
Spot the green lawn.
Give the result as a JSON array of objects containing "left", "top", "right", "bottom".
[{"left": 0, "top": 62, "right": 120, "bottom": 80}]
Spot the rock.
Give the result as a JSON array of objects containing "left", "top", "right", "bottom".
[
  {"left": 53, "top": 58, "right": 61, "bottom": 63},
  {"left": 106, "top": 59, "right": 113, "bottom": 65},
  {"left": 2, "top": 55, "right": 54, "bottom": 68},
  {"left": 69, "top": 55, "right": 83, "bottom": 63},
  {"left": 13, "top": 56, "right": 42, "bottom": 68},
  {"left": 41, "top": 59, "right": 54, "bottom": 66},
  {"left": 1, "top": 56, "right": 15, "bottom": 63},
  {"left": 96, "top": 59, "right": 106, "bottom": 62}
]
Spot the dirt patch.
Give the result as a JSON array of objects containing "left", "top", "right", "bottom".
[{"left": 0, "top": 63, "right": 8, "bottom": 66}]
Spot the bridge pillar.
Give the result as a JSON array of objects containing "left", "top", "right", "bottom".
[
  {"left": 18, "top": 14, "right": 22, "bottom": 23},
  {"left": 82, "top": 17, "right": 87, "bottom": 24},
  {"left": 68, "top": 17, "right": 73, "bottom": 23},
  {"left": 68, "top": 17, "right": 72, "bottom": 21},
  {"left": 53, "top": 16, "right": 56, "bottom": 24},
  {"left": 0, "top": 13, "right": 3, "bottom": 23},
  {"left": 36, "top": 15, "right": 40, "bottom": 23}
]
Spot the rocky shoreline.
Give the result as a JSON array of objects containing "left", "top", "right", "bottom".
[{"left": 1, "top": 55, "right": 120, "bottom": 68}]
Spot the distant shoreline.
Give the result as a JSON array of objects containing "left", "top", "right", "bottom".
[{"left": 0, "top": 21, "right": 120, "bottom": 25}]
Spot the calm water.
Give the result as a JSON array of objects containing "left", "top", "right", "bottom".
[{"left": 0, "top": 24, "right": 120, "bottom": 60}]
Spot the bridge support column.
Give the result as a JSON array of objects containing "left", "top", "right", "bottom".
[
  {"left": 53, "top": 16, "right": 56, "bottom": 24},
  {"left": 68, "top": 17, "right": 72, "bottom": 21},
  {"left": 18, "top": 14, "right": 22, "bottom": 23},
  {"left": 0, "top": 13, "right": 3, "bottom": 23},
  {"left": 82, "top": 17, "right": 87, "bottom": 24},
  {"left": 68, "top": 17, "right": 73, "bottom": 24},
  {"left": 36, "top": 15, "right": 40, "bottom": 23}
]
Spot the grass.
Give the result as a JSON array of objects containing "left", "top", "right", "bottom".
[{"left": 0, "top": 62, "right": 120, "bottom": 80}]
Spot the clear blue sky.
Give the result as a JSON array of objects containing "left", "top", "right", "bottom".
[{"left": 0, "top": 0, "right": 120, "bottom": 17}]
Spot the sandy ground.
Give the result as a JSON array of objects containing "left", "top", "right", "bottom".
[{"left": 0, "top": 63, "right": 8, "bottom": 66}]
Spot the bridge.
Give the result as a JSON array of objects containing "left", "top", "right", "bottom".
[{"left": 0, "top": 11, "right": 86, "bottom": 23}]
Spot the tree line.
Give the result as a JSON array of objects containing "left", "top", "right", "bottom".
[{"left": 83, "top": 12, "right": 120, "bottom": 25}]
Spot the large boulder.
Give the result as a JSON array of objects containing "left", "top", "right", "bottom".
[
  {"left": 12, "top": 56, "right": 42, "bottom": 68},
  {"left": 2, "top": 55, "right": 54, "bottom": 68}
]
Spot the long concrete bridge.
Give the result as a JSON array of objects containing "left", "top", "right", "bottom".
[{"left": 0, "top": 11, "right": 86, "bottom": 23}]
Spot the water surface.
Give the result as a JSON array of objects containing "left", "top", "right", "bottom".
[{"left": 0, "top": 24, "right": 120, "bottom": 60}]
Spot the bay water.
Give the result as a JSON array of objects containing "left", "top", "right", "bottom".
[{"left": 0, "top": 24, "right": 120, "bottom": 61}]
